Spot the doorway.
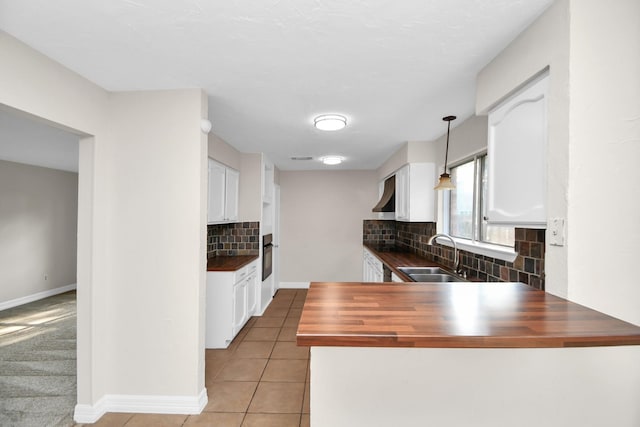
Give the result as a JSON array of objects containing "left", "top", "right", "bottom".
[{"left": 0, "top": 105, "right": 89, "bottom": 425}]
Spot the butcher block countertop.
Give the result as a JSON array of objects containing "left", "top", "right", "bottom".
[
  {"left": 207, "top": 255, "right": 258, "bottom": 272},
  {"left": 363, "top": 243, "right": 457, "bottom": 281},
  {"left": 296, "top": 281, "right": 640, "bottom": 348}
]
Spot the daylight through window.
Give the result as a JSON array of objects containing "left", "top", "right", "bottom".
[{"left": 448, "top": 154, "right": 514, "bottom": 247}]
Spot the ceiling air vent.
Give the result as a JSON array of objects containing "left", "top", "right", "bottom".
[{"left": 291, "top": 156, "right": 313, "bottom": 161}]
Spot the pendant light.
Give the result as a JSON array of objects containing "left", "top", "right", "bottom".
[{"left": 434, "top": 115, "right": 457, "bottom": 190}]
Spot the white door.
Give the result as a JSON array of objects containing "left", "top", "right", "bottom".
[{"left": 272, "top": 184, "right": 280, "bottom": 296}]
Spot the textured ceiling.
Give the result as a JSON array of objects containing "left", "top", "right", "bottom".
[{"left": 0, "top": 0, "right": 553, "bottom": 170}]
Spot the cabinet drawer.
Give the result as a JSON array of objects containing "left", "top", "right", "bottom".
[{"left": 234, "top": 266, "right": 248, "bottom": 282}]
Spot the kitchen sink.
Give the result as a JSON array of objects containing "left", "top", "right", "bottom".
[
  {"left": 408, "top": 273, "right": 466, "bottom": 283},
  {"left": 397, "top": 266, "right": 450, "bottom": 275},
  {"left": 396, "top": 266, "right": 466, "bottom": 283}
]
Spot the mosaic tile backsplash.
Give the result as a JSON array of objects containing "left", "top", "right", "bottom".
[
  {"left": 363, "top": 220, "right": 546, "bottom": 290},
  {"left": 362, "top": 220, "right": 396, "bottom": 247},
  {"left": 208, "top": 222, "right": 260, "bottom": 257}
]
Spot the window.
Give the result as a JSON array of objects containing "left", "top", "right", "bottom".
[{"left": 448, "top": 153, "right": 514, "bottom": 247}]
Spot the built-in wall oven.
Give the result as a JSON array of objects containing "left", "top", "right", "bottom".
[{"left": 262, "top": 234, "right": 273, "bottom": 281}]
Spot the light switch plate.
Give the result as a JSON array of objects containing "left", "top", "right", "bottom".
[{"left": 549, "top": 217, "right": 565, "bottom": 246}]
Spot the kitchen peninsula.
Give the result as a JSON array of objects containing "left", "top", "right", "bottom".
[{"left": 297, "top": 282, "right": 640, "bottom": 427}]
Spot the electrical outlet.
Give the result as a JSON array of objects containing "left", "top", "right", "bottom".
[
  {"left": 44, "top": 274, "right": 48, "bottom": 281},
  {"left": 549, "top": 218, "right": 565, "bottom": 246}
]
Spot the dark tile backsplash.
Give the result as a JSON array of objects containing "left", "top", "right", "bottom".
[
  {"left": 362, "top": 220, "right": 396, "bottom": 247},
  {"left": 363, "top": 220, "right": 546, "bottom": 290},
  {"left": 208, "top": 222, "right": 260, "bottom": 257}
]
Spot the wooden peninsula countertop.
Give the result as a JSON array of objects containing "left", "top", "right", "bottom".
[
  {"left": 296, "top": 282, "right": 640, "bottom": 348},
  {"left": 207, "top": 255, "right": 258, "bottom": 272}
]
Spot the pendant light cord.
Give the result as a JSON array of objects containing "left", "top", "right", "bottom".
[{"left": 444, "top": 120, "right": 451, "bottom": 174}]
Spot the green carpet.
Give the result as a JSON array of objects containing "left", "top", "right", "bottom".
[{"left": 0, "top": 291, "right": 77, "bottom": 427}]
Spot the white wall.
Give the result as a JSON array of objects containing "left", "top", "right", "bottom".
[
  {"left": 476, "top": 0, "right": 640, "bottom": 325},
  {"left": 377, "top": 143, "right": 409, "bottom": 180},
  {"left": 239, "top": 153, "right": 262, "bottom": 222},
  {"left": 476, "top": 0, "right": 570, "bottom": 299},
  {"left": 280, "top": 170, "right": 378, "bottom": 283},
  {"left": 105, "top": 90, "right": 207, "bottom": 397},
  {"left": 431, "top": 115, "right": 488, "bottom": 169},
  {"left": 208, "top": 132, "right": 241, "bottom": 170},
  {"left": 1, "top": 30, "right": 109, "bottom": 408},
  {"left": 312, "top": 346, "right": 640, "bottom": 427},
  {"left": 0, "top": 160, "right": 78, "bottom": 303},
  {"left": 566, "top": 0, "right": 640, "bottom": 325},
  {"left": 0, "top": 31, "right": 208, "bottom": 417}
]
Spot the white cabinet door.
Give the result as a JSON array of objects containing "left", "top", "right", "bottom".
[
  {"left": 246, "top": 272, "right": 257, "bottom": 317},
  {"left": 232, "top": 280, "right": 247, "bottom": 335},
  {"left": 395, "top": 163, "right": 436, "bottom": 222},
  {"left": 487, "top": 75, "right": 548, "bottom": 226},
  {"left": 363, "top": 249, "right": 370, "bottom": 281},
  {"left": 225, "top": 167, "right": 239, "bottom": 222},
  {"left": 208, "top": 159, "right": 226, "bottom": 223},
  {"left": 363, "top": 247, "right": 383, "bottom": 282},
  {"left": 205, "top": 271, "right": 234, "bottom": 348},
  {"left": 395, "top": 165, "right": 409, "bottom": 221},
  {"left": 208, "top": 159, "right": 240, "bottom": 224},
  {"left": 263, "top": 158, "right": 274, "bottom": 204}
]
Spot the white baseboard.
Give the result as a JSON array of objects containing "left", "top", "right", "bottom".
[
  {"left": 0, "top": 283, "right": 77, "bottom": 311},
  {"left": 74, "top": 388, "right": 208, "bottom": 423},
  {"left": 278, "top": 281, "right": 310, "bottom": 289}
]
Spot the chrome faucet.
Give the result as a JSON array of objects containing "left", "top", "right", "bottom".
[{"left": 427, "top": 233, "right": 459, "bottom": 273}]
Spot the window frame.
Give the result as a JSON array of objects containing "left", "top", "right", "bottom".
[{"left": 438, "top": 151, "right": 517, "bottom": 263}]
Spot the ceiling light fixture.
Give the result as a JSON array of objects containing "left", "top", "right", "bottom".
[
  {"left": 321, "top": 156, "right": 343, "bottom": 165},
  {"left": 434, "top": 115, "right": 457, "bottom": 191},
  {"left": 314, "top": 114, "right": 347, "bottom": 131}
]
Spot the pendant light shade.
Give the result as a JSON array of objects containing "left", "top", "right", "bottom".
[
  {"left": 434, "top": 115, "right": 457, "bottom": 191},
  {"left": 434, "top": 172, "right": 455, "bottom": 190}
]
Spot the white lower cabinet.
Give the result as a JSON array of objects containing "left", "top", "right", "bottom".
[
  {"left": 246, "top": 268, "right": 258, "bottom": 317},
  {"left": 206, "top": 260, "right": 258, "bottom": 348},
  {"left": 232, "top": 278, "right": 247, "bottom": 336},
  {"left": 363, "top": 247, "right": 383, "bottom": 282}
]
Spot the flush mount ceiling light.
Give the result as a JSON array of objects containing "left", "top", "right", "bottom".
[
  {"left": 434, "top": 115, "right": 457, "bottom": 191},
  {"left": 314, "top": 114, "right": 347, "bottom": 131},
  {"left": 320, "top": 156, "right": 343, "bottom": 165}
]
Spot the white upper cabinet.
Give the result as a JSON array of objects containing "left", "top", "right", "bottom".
[
  {"left": 262, "top": 158, "right": 274, "bottom": 205},
  {"left": 208, "top": 158, "right": 239, "bottom": 224},
  {"left": 395, "top": 165, "right": 408, "bottom": 220},
  {"left": 395, "top": 163, "right": 436, "bottom": 222},
  {"left": 487, "top": 75, "right": 548, "bottom": 227},
  {"left": 225, "top": 167, "right": 239, "bottom": 222}
]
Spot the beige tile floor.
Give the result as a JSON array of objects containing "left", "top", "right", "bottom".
[{"left": 80, "top": 289, "right": 309, "bottom": 427}]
